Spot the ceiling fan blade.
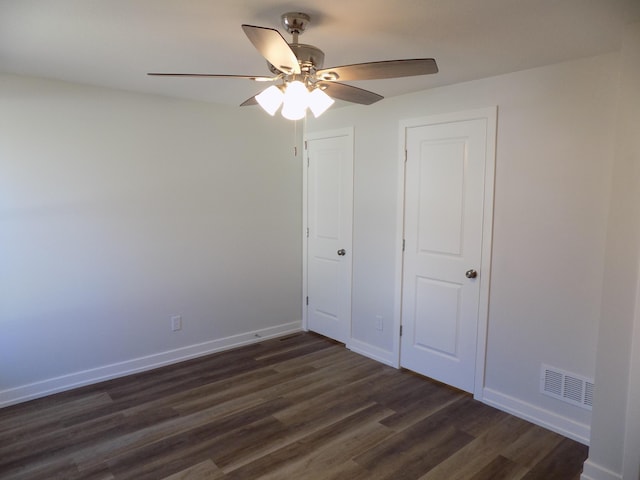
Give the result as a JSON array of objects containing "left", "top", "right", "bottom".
[
  {"left": 319, "top": 82, "right": 383, "bottom": 105},
  {"left": 147, "top": 73, "right": 276, "bottom": 81},
  {"left": 317, "top": 58, "right": 438, "bottom": 81},
  {"left": 241, "top": 24, "right": 301, "bottom": 75},
  {"left": 240, "top": 96, "right": 258, "bottom": 107}
]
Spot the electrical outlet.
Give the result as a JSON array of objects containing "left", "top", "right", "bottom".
[
  {"left": 171, "top": 315, "right": 182, "bottom": 332},
  {"left": 375, "top": 315, "right": 383, "bottom": 331}
]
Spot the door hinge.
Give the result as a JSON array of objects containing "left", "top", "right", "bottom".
[
  {"left": 306, "top": 227, "right": 309, "bottom": 238},
  {"left": 404, "top": 149, "right": 408, "bottom": 163},
  {"left": 306, "top": 296, "right": 309, "bottom": 306},
  {"left": 294, "top": 146, "right": 298, "bottom": 156},
  {"left": 304, "top": 140, "right": 308, "bottom": 150},
  {"left": 400, "top": 325, "right": 403, "bottom": 336},
  {"left": 402, "top": 239, "right": 405, "bottom": 251}
]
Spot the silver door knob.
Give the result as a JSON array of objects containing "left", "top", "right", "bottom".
[
  {"left": 465, "top": 269, "right": 478, "bottom": 279},
  {"left": 337, "top": 249, "right": 346, "bottom": 256}
]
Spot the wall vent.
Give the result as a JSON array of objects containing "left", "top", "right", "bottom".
[{"left": 540, "top": 364, "right": 594, "bottom": 410}]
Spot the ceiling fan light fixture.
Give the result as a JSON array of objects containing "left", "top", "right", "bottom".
[
  {"left": 281, "top": 80, "right": 309, "bottom": 120},
  {"left": 308, "top": 87, "right": 335, "bottom": 118},
  {"left": 255, "top": 85, "right": 284, "bottom": 115}
]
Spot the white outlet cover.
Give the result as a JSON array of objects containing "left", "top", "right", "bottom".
[{"left": 171, "top": 315, "right": 182, "bottom": 331}]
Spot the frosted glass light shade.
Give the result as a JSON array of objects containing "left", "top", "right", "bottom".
[
  {"left": 308, "top": 88, "right": 335, "bottom": 118},
  {"left": 255, "top": 85, "right": 284, "bottom": 116},
  {"left": 281, "top": 81, "right": 309, "bottom": 120}
]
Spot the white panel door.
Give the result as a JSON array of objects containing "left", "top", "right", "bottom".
[
  {"left": 401, "top": 117, "right": 488, "bottom": 393},
  {"left": 306, "top": 129, "right": 353, "bottom": 344}
]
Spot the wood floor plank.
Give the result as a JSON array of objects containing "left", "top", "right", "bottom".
[
  {"left": 253, "top": 421, "right": 394, "bottom": 480},
  {"left": 215, "top": 394, "right": 390, "bottom": 474},
  {"left": 468, "top": 455, "right": 530, "bottom": 480},
  {"left": 265, "top": 354, "right": 383, "bottom": 406},
  {"left": 72, "top": 396, "right": 291, "bottom": 474},
  {"left": 273, "top": 371, "right": 385, "bottom": 426},
  {"left": 320, "top": 459, "right": 375, "bottom": 480},
  {"left": 0, "top": 391, "right": 114, "bottom": 441},
  {"left": 170, "top": 365, "right": 311, "bottom": 416},
  {"left": 0, "top": 332, "right": 588, "bottom": 480},
  {"left": 352, "top": 398, "right": 483, "bottom": 478},
  {"left": 0, "top": 458, "right": 80, "bottom": 480},
  {"left": 356, "top": 424, "right": 475, "bottom": 480},
  {"left": 160, "top": 459, "right": 225, "bottom": 480},
  {"left": 378, "top": 384, "right": 464, "bottom": 432},
  {"left": 253, "top": 334, "right": 337, "bottom": 361},
  {"left": 500, "top": 422, "right": 565, "bottom": 467},
  {"left": 270, "top": 342, "right": 352, "bottom": 372},
  {"left": 419, "top": 415, "right": 533, "bottom": 480},
  {"left": 223, "top": 403, "right": 393, "bottom": 479},
  {"left": 520, "top": 437, "right": 588, "bottom": 480}
]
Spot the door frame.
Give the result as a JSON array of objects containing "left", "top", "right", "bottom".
[
  {"left": 302, "top": 127, "right": 355, "bottom": 346},
  {"left": 393, "top": 107, "right": 497, "bottom": 400}
]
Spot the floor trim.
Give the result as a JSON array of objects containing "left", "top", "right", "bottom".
[
  {"left": 0, "top": 321, "right": 301, "bottom": 408},
  {"left": 483, "top": 387, "right": 591, "bottom": 445},
  {"left": 581, "top": 460, "right": 622, "bottom": 480},
  {"left": 347, "top": 338, "right": 396, "bottom": 367}
]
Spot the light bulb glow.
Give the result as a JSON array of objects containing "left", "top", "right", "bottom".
[
  {"left": 255, "top": 85, "right": 284, "bottom": 116},
  {"left": 308, "top": 88, "right": 335, "bottom": 118},
  {"left": 281, "top": 81, "right": 309, "bottom": 120}
]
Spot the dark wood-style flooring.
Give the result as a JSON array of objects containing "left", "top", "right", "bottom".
[{"left": 0, "top": 332, "right": 588, "bottom": 479}]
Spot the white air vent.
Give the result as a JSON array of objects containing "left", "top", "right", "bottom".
[{"left": 540, "top": 365, "right": 594, "bottom": 410}]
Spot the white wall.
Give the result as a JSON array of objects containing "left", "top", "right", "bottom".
[
  {"left": 307, "top": 52, "right": 619, "bottom": 442},
  {"left": 0, "top": 74, "right": 302, "bottom": 405},
  {"left": 582, "top": 22, "right": 640, "bottom": 480}
]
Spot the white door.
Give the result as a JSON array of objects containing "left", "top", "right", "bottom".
[
  {"left": 400, "top": 114, "right": 492, "bottom": 393},
  {"left": 305, "top": 128, "right": 353, "bottom": 344}
]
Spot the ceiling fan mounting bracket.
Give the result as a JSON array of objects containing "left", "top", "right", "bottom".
[{"left": 281, "top": 12, "right": 311, "bottom": 36}]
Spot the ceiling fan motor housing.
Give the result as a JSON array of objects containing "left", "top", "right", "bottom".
[{"left": 268, "top": 43, "right": 325, "bottom": 76}]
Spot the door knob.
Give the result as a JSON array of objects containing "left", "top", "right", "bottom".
[
  {"left": 337, "top": 249, "right": 346, "bottom": 256},
  {"left": 465, "top": 269, "right": 478, "bottom": 279}
]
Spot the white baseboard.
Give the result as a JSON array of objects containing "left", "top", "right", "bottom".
[
  {"left": 0, "top": 321, "right": 302, "bottom": 408},
  {"left": 347, "top": 338, "right": 397, "bottom": 367},
  {"left": 581, "top": 460, "right": 622, "bottom": 480},
  {"left": 482, "top": 387, "right": 590, "bottom": 445}
]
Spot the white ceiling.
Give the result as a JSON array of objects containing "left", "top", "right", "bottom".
[{"left": 1, "top": 0, "right": 638, "bottom": 106}]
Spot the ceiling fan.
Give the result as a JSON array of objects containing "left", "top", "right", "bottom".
[{"left": 148, "top": 12, "right": 438, "bottom": 119}]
